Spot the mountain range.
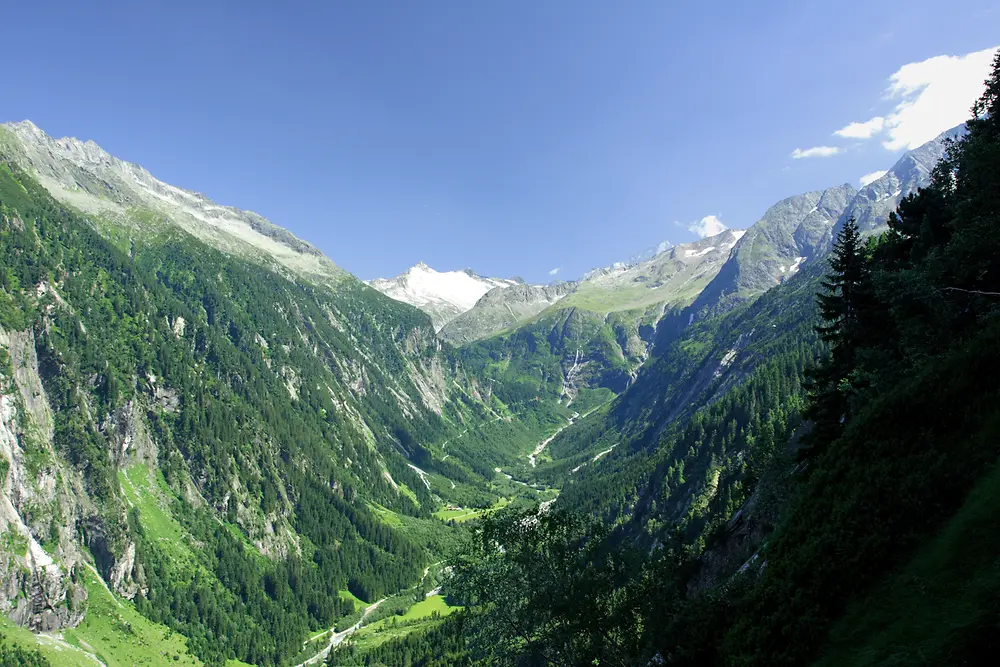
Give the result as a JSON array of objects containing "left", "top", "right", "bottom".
[
  {"left": 0, "top": 115, "right": 977, "bottom": 667},
  {"left": 373, "top": 124, "right": 960, "bottom": 343}
]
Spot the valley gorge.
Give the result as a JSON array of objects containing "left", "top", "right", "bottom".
[{"left": 2, "top": 53, "right": 1000, "bottom": 667}]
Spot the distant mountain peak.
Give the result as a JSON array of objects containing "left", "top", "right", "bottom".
[
  {"left": 628, "top": 239, "right": 676, "bottom": 264},
  {"left": 368, "top": 263, "right": 519, "bottom": 330},
  {"left": 585, "top": 228, "right": 744, "bottom": 281}
]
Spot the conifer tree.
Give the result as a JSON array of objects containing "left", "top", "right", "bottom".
[{"left": 803, "top": 218, "right": 871, "bottom": 451}]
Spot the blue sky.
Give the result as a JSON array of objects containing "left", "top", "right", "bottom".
[{"left": 2, "top": 2, "right": 997, "bottom": 282}]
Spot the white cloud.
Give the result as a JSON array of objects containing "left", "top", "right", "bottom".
[
  {"left": 791, "top": 146, "right": 841, "bottom": 159},
  {"left": 838, "top": 46, "right": 997, "bottom": 151},
  {"left": 835, "top": 117, "right": 885, "bottom": 139},
  {"left": 859, "top": 170, "right": 888, "bottom": 187},
  {"left": 687, "top": 215, "right": 727, "bottom": 239},
  {"left": 548, "top": 267, "right": 561, "bottom": 276}
]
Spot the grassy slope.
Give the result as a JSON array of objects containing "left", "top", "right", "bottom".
[
  {"left": 432, "top": 497, "right": 512, "bottom": 523},
  {"left": 556, "top": 274, "right": 708, "bottom": 315},
  {"left": 0, "top": 566, "right": 213, "bottom": 667},
  {"left": 348, "top": 595, "right": 462, "bottom": 651},
  {"left": 1, "top": 461, "right": 216, "bottom": 666},
  {"left": 119, "top": 464, "right": 197, "bottom": 565},
  {"left": 338, "top": 589, "right": 369, "bottom": 607},
  {"left": 815, "top": 457, "right": 1000, "bottom": 666}
]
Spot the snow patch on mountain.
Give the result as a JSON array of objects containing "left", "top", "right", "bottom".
[
  {"left": 685, "top": 245, "right": 717, "bottom": 258},
  {"left": 369, "top": 263, "right": 518, "bottom": 330}
]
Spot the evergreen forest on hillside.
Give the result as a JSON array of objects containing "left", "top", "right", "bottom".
[
  {"left": 2, "top": 38, "right": 998, "bottom": 667},
  {"left": 330, "top": 52, "right": 1000, "bottom": 667}
]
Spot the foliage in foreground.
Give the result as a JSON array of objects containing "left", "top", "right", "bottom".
[
  {"left": 0, "top": 634, "right": 50, "bottom": 667},
  {"left": 451, "top": 508, "right": 655, "bottom": 667}
]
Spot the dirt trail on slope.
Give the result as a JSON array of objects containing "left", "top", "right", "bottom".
[{"left": 295, "top": 597, "right": 386, "bottom": 666}]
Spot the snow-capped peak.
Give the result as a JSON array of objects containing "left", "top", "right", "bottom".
[{"left": 369, "top": 263, "right": 519, "bottom": 330}]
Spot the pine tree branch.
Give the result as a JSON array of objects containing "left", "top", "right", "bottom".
[{"left": 942, "top": 287, "right": 1000, "bottom": 296}]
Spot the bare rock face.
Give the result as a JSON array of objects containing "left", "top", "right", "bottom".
[
  {"left": 3, "top": 558, "right": 87, "bottom": 631},
  {"left": 83, "top": 515, "right": 143, "bottom": 600},
  {"left": 108, "top": 541, "right": 140, "bottom": 599},
  {"left": 440, "top": 282, "right": 578, "bottom": 345},
  {"left": 692, "top": 185, "right": 856, "bottom": 316},
  {"left": 0, "top": 328, "right": 87, "bottom": 630},
  {"left": 104, "top": 399, "right": 158, "bottom": 469},
  {"left": 833, "top": 124, "right": 965, "bottom": 238}
]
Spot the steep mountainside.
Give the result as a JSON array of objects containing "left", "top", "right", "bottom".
[
  {"left": 535, "top": 131, "right": 969, "bottom": 545},
  {"left": 689, "top": 127, "right": 962, "bottom": 320},
  {"left": 542, "top": 261, "right": 824, "bottom": 538},
  {"left": 832, "top": 123, "right": 965, "bottom": 237},
  {"left": 519, "top": 127, "right": 973, "bottom": 549},
  {"left": 368, "top": 263, "right": 519, "bottom": 330},
  {"left": 0, "top": 121, "right": 347, "bottom": 288},
  {"left": 457, "top": 230, "right": 746, "bottom": 406},
  {"left": 564, "top": 229, "right": 746, "bottom": 315},
  {"left": 0, "top": 126, "right": 551, "bottom": 666},
  {"left": 692, "top": 184, "right": 855, "bottom": 314},
  {"left": 440, "top": 281, "right": 576, "bottom": 345}
]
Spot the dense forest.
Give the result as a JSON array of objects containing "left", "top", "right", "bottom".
[
  {"left": 0, "top": 159, "right": 481, "bottom": 665},
  {"left": 0, "top": 636, "right": 49, "bottom": 667},
  {"left": 327, "top": 613, "right": 472, "bottom": 667}
]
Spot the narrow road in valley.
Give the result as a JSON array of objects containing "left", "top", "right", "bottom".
[
  {"left": 528, "top": 412, "right": 579, "bottom": 467},
  {"left": 528, "top": 403, "right": 604, "bottom": 467},
  {"left": 295, "top": 597, "right": 386, "bottom": 667}
]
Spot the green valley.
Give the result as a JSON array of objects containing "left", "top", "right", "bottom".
[{"left": 1, "top": 25, "right": 998, "bottom": 667}]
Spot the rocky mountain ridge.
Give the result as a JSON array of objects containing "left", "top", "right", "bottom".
[
  {"left": 691, "top": 124, "right": 963, "bottom": 317},
  {"left": 0, "top": 120, "right": 346, "bottom": 286},
  {"left": 832, "top": 124, "right": 966, "bottom": 238}
]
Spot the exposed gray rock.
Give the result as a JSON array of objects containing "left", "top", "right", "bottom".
[
  {"left": 0, "top": 328, "right": 87, "bottom": 630},
  {"left": 694, "top": 184, "right": 855, "bottom": 314},
  {"left": 832, "top": 124, "right": 966, "bottom": 239},
  {"left": 440, "top": 282, "right": 578, "bottom": 345}
]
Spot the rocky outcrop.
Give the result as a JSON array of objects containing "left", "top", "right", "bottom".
[
  {"left": 83, "top": 514, "right": 142, "bottom": 600},
  {"left": 832, "top": 124, "right": 965, "bottom": 239},
  {"left": 1, "top": 551, "right": 87, "bottom": 631},
  {"left": 104, "top": 400, "right": 158, "bottom": 468},
  {"left": 0, "top": 328, "right": 87, "bottom": 630},
  {"left": 693, "top": 185, "right": 855, "bottom": 315},
  {"left": 440, "top": 282, "right": 577, "bottom": 345}
]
